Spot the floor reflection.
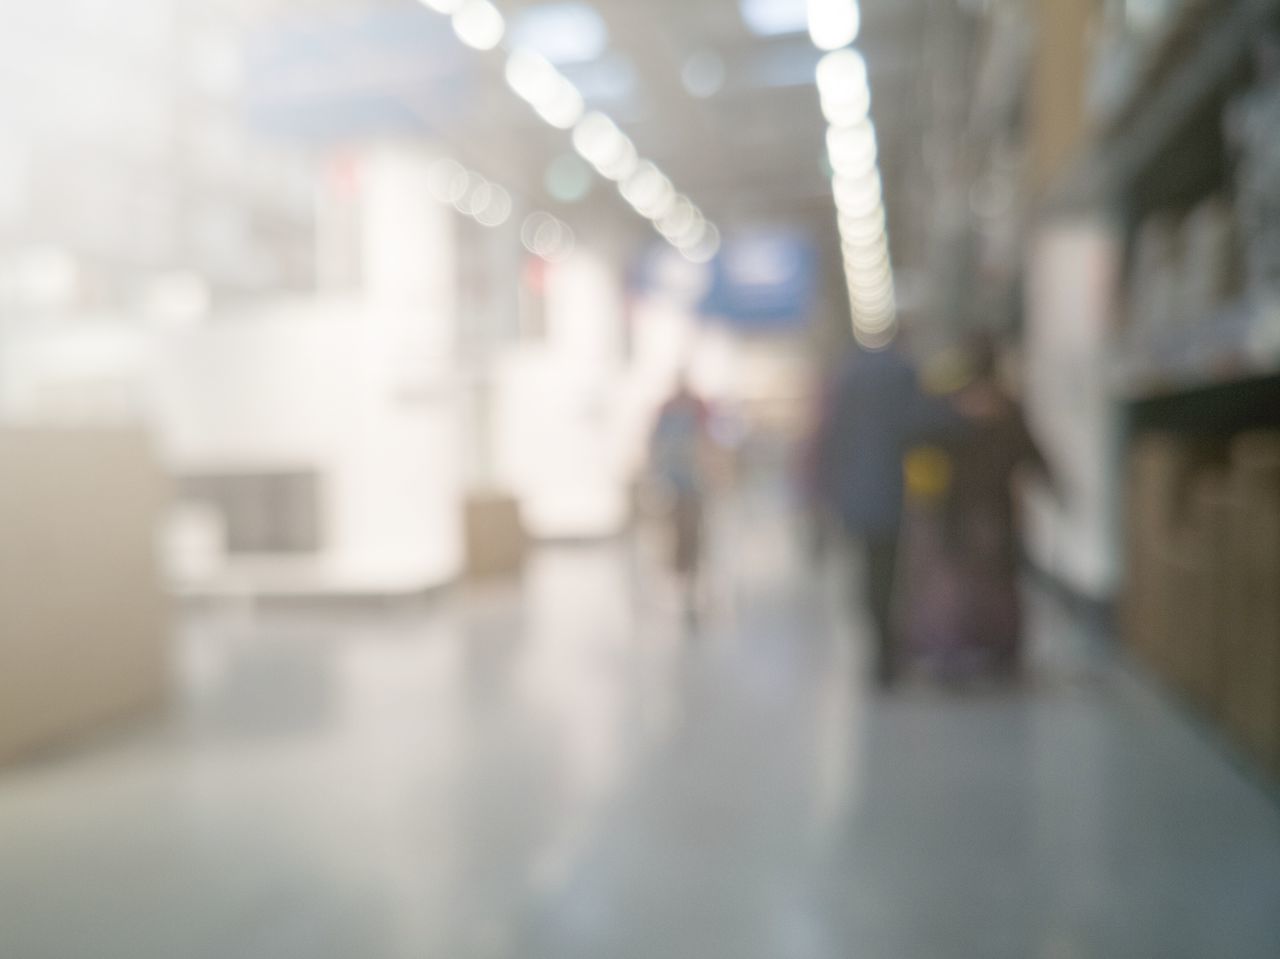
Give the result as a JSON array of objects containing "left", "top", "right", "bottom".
[{"left": 1, "top": 492, "right": 1279, "bottom": 958}]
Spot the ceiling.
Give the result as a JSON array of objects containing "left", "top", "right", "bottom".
[
  {"left": 237, "top": 0, "right": 973, "bottom": 322},
  {"left": 446, "top": 0, "right": 938, "bottom": 258}
]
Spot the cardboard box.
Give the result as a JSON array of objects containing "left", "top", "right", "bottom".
[
  {"left": 1125, "top": 434, "right": 1214, "bottom": 672},
  {"left": 1223, "top": 432, "right": 1280, "bottom": 774},
  {"left": 464, "top": 492, "right": 525, "bottom": 579},
  {"left": 0, "top": 429, "right": 169, "bottom": 764},
  {"left": 1182, "top": 471, "right": 1232, "bottom": 716}
]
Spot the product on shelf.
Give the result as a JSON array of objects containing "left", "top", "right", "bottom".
[
  {"left": 1124, "top": 197, "right": 1248, "bottom": 383},
  {"left": 1128, "top": 213, "right": 1183, "bottom": 340},
  {"left": 1228, "top": 37, "right": 1280, "bottom": 347},
  {"left": 1181, "top": 197, "right": 1242, "bottom": 325}
]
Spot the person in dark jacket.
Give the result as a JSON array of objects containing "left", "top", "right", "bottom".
[{"left": 815, "top": 335, "right": 954, "bottom": 686}]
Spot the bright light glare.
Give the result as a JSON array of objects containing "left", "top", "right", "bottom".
[
  {"left": 657, "top": 197, "right": 698, "bottom": 239},
  {"left": 621, "top": 162, "right": 677, "bottom": 218},
  {"left": 507, "top": 50, "right": 585, "bottom": 129},
  {"left": 682, "top": 223, "right": 721, "bottom": 263},
  {"left": 672, "top": 210, "right": 709, "bottom": 249},
  {"left": 452, "top": 0, "right": 505, "bottom": 50},
  {"left": 573, "top": 112, "right": 624, "bottom": 165},
  {"left": 827, "top": 122, "right": 877, "bottom": 175},
  {"left": 420, "top": 0, "right": 464, "bottom": 12},
  {"left": 572, "top": 114, "right": 638, "bottom": 179},
  {"left": 833, "top": 171, "right": 881, "bottom": 210},
  {"left": 844, "top": 256, "right": 891, "bottom": 281},
  {"left": 842, "top": 243, "right": 889, "bottom": 269},
  {"left": 807, "top": 0, "right": 860, "bottom": 51},
  {"left": 506, "top": 50, "right": 560, "bottom": 103},
  {"left": 816, "top": 48, "right": 870, "bottom": 126},
  {"left": 538, "top": 83, "right": 585, "bottom": 129},
  {"left": 596, "top": 137, "right": 638, "bottom": 180},
  {"left": 839, "top": 204, "right": 886, "bottom": 233}
]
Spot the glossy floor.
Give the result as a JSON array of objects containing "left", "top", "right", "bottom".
[{"left": 1, "top": 503, "right": 1278, "bottom": 958}]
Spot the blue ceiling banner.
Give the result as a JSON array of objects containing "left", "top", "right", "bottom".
[
  {"left": 245, "top": 8, "right": 474, "bottom": 143},
  {"left": 699, "top": 229, "right": 819, "bottom": 332}
]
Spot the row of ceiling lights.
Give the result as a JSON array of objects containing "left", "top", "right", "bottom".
[
  {"left": 418, "top": 0, "right": 721, "bottom": 265},
  {"left": 809, "top": 0, "right": 896, "bottom": 347},
  {"left": 427, "top": 157, "right": 576, "bottom": 261}
]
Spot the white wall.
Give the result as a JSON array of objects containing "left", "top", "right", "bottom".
[
  {"left": 153, "top": 301, "right": 464, "bottom": 592},
  {"left": 495, "top": 251, "right": 631, "bottom": 539},
  {"left": 1024, "top": 219, "right": 1122, "bottom": 599}
]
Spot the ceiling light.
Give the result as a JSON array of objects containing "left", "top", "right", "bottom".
[
  {"left": 673, "top": 211, "right": 709, "bottom": 249},
  {"left": 621, "top": 162, "right": 673, "bottom": 215},
  {"left": 850, "top": 288, "right": 895, "bottom": 312},
  {"left": 573, "top": 112, "right": 624, "bottom": 165},
  {"left": 842, "top": 242, "right": 889, "bottom": 269},
  {"left": 506, "top": 49, "right": 561, "bottom": 104},
  {"left": 838, "top": 200, "right": 885, "bottom": 226},
  {"left": 682, "top": 223, "right": 722, "bottom": 263},
  {"left": 855, "top": 310, "right": 896, "bottom": 335},
  {"left": 827, "top": 122, "right": 877, "bottom": 175},
  {"left": 657, "top": 197, "right": 698, "bottom": 239},
  {"left": 507, "top": 50, "right": 585, "bottom": 129},
  {"left": 844, "top": 258, "right": 891, "bottom": 283},
  {"left": 839, "top": 207, "right": 886, "bottom": 238},
  {"left": 452, "top": 0, "right": 505, "bottom": 51},
  {"left": 854, "top": 326, "right": 894, "bottom": 349},
  {"left": 537, "top": 81, "right": 585, "bottom": 129},
  {"left": 420, "top": 0, "right": 464, "bottom": 13},
  {"left": 816, "top": 48, "right": 870, "bottom": 125},
  {"left": 807, "top": 0, "right": 860, "bottom": 51},
  {"left": 848, "top": 280, "right": 894, "bottom": 305},
  {"left": 833, "top": 171, "right": 881, "bottom": 208}
]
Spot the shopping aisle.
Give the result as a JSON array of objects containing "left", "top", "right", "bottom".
[{"left": 0, "top": 497, "right": 1278, "bottom": 959}]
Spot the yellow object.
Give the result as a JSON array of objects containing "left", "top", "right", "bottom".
[{"left": 905, "top": 446, "right": 952, "bottom": 501}]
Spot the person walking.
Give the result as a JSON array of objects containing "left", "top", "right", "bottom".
[
  {"left": 649, "top": 372, "right": 712, "bottom": 623},
  {"left": 815, "top": 335, "right": 947, "bottom": 686},
  {"left": 939, "top": 333, "right": 1054, "bottom": 676}
]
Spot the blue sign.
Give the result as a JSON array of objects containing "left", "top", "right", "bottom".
[
  {"left": 246, "top": 8, "right": 475, "bottom": 143},
  {"left": 700, "top": 229, "right": 818, "bottom": 331}
]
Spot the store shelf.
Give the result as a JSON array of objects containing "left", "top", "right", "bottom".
[
  {"left": 1122, "top": 366, "right": 1280, "bottom": 433},
  {"left": 1052, "top": 0, "right": 1280, "bottom": 208}
]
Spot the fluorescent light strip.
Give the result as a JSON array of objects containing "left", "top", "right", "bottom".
[
  {"left": 813, "top": 41, "right": 895, "bottom": 342},
  {"left": 808, "top": 0, "right": 861, "bottom": 51}
]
